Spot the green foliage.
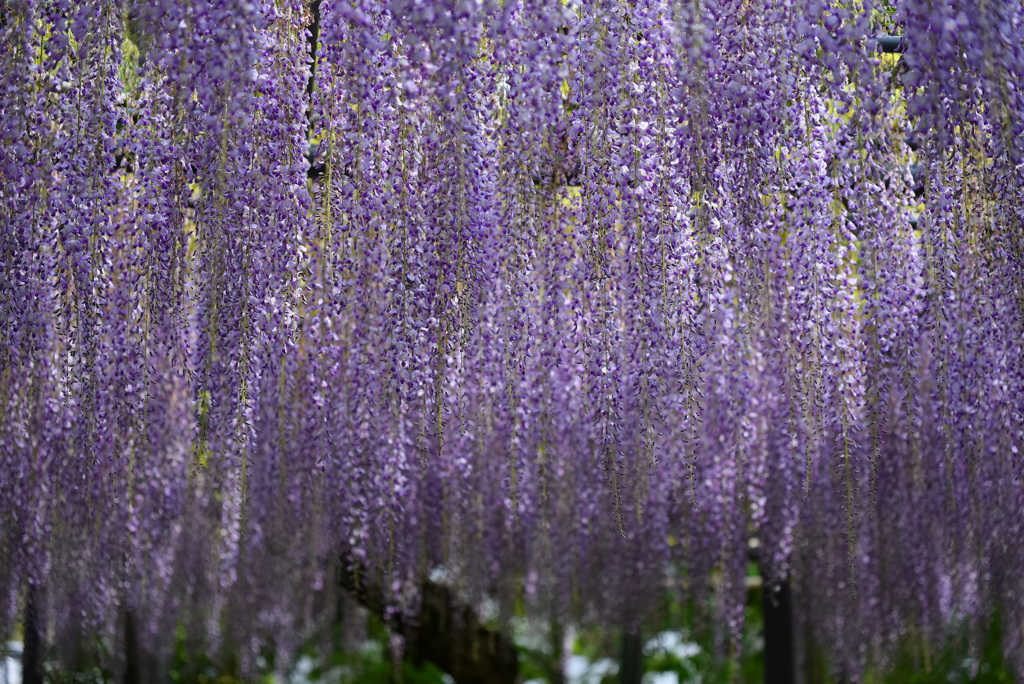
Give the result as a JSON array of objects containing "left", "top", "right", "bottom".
[
  {"left": 28, "top": 591, "right": 1017, "bottom": 682},
  {"left": 865, "top": 617, "right": 1013, "bottom": 684}
]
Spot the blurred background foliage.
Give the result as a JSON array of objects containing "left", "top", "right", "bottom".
[
  {"left": 18, "top": 582, "right": 984, "bottom": 683},
  {"left": 8, "top": 585, "right": 1012, "bottom": 683}
]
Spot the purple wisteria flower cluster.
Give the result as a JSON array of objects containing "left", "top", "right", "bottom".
[{"left": 1, "top": 0, "right": 1023, "bottom": 678}]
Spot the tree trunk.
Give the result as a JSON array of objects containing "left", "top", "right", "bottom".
[{"left": 340, "top": 562, "right": 519, "bottom": 684}]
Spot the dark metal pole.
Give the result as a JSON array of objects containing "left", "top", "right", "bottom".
[
  {"left": 620, "top": 627, "right": 643, "bottom": 684},
  {"left": 23, "top": 584, "right": 43, "bottom": 684},
  {"left": 763, "top": 579, "right": 794, "bottom": 684},
  {"left": 549, "top": 619, "right": 566, "bottom": 684},
  {"left": 123, "top": 610, "right": 140, "bottom": 684}
]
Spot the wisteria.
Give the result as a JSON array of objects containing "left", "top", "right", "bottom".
[{"left": 1, "top": 0, "right": 1023, "bottom": 679}]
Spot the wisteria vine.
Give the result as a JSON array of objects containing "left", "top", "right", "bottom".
[{"left": 2, "top": 0, "right": 1023, "bottom": 679}]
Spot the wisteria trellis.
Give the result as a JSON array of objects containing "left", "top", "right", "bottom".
[{"left": 1, "top": 0, "right": 1023, "bottom": 678}]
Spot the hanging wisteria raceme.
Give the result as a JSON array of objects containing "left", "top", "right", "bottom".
[{"left": 2, "top": 0, "right": 1024, "bottom": 679}]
